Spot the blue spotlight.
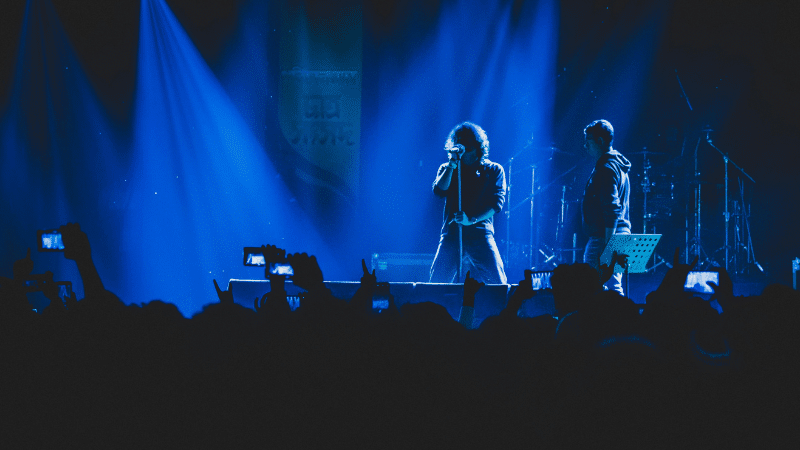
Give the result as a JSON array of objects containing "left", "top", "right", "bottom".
[
  {"left": 1, "top": 0, "right": 122, "bottom": 300},
  {"left": 360, "top": 0, "right": 558, "bottom": 273},
  {"left": 126, "top": 0, "right": 334, "bottom": 315}
]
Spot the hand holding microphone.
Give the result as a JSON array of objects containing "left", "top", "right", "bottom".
[
  {"left": 446, "top": 144, "right": 464, "bottom": 169},
  {"left": 447, "top": 143, "right": 465, "bottom": 161}
]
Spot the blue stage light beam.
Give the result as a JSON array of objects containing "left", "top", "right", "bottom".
[
  {"left": 127, "top": 0, "right": 333, "bottom": 315},
  {"left": 1, "top": 0, "right": 123, "bottom": 300},
  {"left": 361, "top": 0, "right": 558, "bottom": 264}
]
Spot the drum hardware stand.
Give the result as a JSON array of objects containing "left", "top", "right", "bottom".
[
  {"left": 705, "top": 136, "right": 756, "bottom": 273},
  {"left": 554, "top": 185, "right": 570, "bottom": 263},
  {"left": 687, "top": 136, "right": 716, "bottom": 268},
  {"left": 504, "top": 154, "right": 539, "bottom": 273},
  {"left": 553, "top": 185, "right": 582, "bottom": 265},
  {"left": 504, "top": 155, "right": 514, "bottom": 269},
  {"left": 639, "top": 152, "right": 671, "bottom": 272},
  {"left": 732, "top": 179, "right": 764, "bottom": 275},
  {"left": 674, "top": 71, "right": 713, "bottom": 267}
]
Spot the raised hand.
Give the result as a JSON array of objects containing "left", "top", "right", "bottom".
[
  {"left": 260, "top": 244, "right": 286, "bottom": 262},
  {"left": 260, "top": 244, "right": 287, "bottom": 278},
  {"left": 351, "top": 259, "right": 379, "bottom": 314},
  {"left": 12, "top": 248, "right": 34, "bottom": 280},
  {"left": 462, "top": 270, "right": 484, "bottom": 308},
  {"left": 286, "top": 252, "right": 325, "bottom": 293},
  {"left": 213, "top": 279, "right": 234, "bottom": 304},
  {"left": 59, "top": 223, "right": 92, "bottom": 262},
  {"left": 707, "top": 267, "right": 734, "bottom": 311},
  {"left": 359, "top": 259, "right": 378, "bottom": 298},
  {"left": 599, "top": 251, "right": 628, "bottom": 284},
  {"left": 505, "top": 269, "right": 536, "bottom": 316},
  {"left": 58, "top": 223, "right": 106, "bottom": 299},
  {"left": 360, "top": 259, "right": 377, "bottom": 291},
  {"left": 656, "top": 247, "right": 699, "bottom": 297}
]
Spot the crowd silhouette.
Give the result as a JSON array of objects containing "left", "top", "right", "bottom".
[{"left": 1, "top": 224, "right": 798, "bottom": 447}]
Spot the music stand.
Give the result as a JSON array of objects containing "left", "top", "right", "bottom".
[{"left": 600, "top": 234, "right": 662, "bottom": 296}]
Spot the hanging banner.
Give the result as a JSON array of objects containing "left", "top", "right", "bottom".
[{"left": 278, "top": 1, "right": 362, "bottom": 215}]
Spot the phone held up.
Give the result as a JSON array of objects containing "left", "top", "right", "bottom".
[
  {"left": 243, "top": 247, "right": 294, "bottom": 277},
  {"left": 372, "top": 282, "right": 391, "bottom": 312},
  {"left": 684, "top": 271, "right": 719, "bottom": 294},
  {"left": 38, "top": 229, "right": 65, "bottom": 252}
]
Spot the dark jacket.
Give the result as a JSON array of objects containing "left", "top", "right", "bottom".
[
  {"left": 433, "top": 159, "right": 506, "bottom": 238},
  {"left": 582, "top": 149, "right": 631, "bottom": 237}
]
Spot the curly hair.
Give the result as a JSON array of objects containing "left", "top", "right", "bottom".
[{"left": 444, "top": 121, "right": 490, "bottom": 161}]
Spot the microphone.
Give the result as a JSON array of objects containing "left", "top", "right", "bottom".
[{"left": 447, "top": 144, "right": 465, "bottom": 159}]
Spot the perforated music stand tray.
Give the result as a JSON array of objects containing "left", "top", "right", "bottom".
[{"left": 600, "top": 234, "right": 662, "bottom": 274}]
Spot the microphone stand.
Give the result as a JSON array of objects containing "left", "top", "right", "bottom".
[
  {"left": 505, "top": 156, "right": 513, "bottom": 270},
  {"left": 457, "top": 156, "right": 463, "bottom": 282}
]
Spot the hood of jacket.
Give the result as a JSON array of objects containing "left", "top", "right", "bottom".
[{"left": 597, "top": 149, "right": 631, "bottom": 173}]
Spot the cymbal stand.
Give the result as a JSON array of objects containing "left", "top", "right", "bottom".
[
  {"left": 504, "top": 157, "right": 513, "bottom": 269},
  {"left": 732, "top": 199, "right": 742, "bottom": 273},
  {"left": 507, "top": 163, "right": 542, "bottom": 270},
  {"left": 553, "top": 185, "right": 580, "bottom": 265},
  {"left": 688, "top": 137, "right": 715, "bottom": 267},
  {"left": 555, "top": 185, "right": 567, "bottom": 252},
  {"left": 706, "top": 137, "right": 756, "bottom": 273},
  {"left": 735, "top": 178, "right": 764, "bottom": 274},
  {"left": 641, "top": 155, "right": 651, "bottom": 234},
  {"left": 640, "top": 154, "right": 670, "bottom": 271}
]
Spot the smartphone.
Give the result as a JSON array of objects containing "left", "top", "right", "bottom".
[
  {"left": 372, "top": 282, "right": 390, "bottom": 311},
  {"left": 269, "top": 262, "right": 294, "bottom": 277},
  {"left": 243, "top": 247, "right": 266, "bottom": 266},
  {"left": 685, "top": 271, "right": 719, "bottom": 294},
  {"left": 529, "top": 270, "right": 553, "bottom": 290},
  {"left": 38, "top": 230, "right": 65, "bottom": 252}
]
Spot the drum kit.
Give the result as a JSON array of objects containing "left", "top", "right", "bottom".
[{"left": 501, "top": 130, "right": 762, "bottom": 277}]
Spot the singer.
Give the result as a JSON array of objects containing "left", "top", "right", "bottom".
[{"left": 429, "top": 122, "right": 507, "bottom": 284}]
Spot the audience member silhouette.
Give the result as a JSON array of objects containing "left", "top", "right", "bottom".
[{"left": 2, "top": 229, "right": 797, "bottom": 447}]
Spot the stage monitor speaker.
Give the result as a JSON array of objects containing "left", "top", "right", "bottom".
[{"left": 370, "top": 253, "right": 434, "bottom": 282}]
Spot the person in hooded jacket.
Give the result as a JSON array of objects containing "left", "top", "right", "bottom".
[{"left": 581, "top": 120, "right": 631, "bottom": 295}]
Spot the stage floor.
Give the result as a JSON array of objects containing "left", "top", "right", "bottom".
[{"left": 228, "top": 273, "right": 769, "bottom": 325}]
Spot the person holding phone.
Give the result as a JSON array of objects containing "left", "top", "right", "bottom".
[
  {"left": 429, "top": 122, "right": 507, "bottom": 284},
  {"left": 581, "top": 120, "right": 632, "bottom": 295}
]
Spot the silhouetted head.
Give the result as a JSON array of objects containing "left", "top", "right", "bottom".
[
  {"left": 583, "top": 119, "right": 614, "bottom": 158},
  {"left": 551, "top": 263, "right": 601, "bottom": 315}
]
